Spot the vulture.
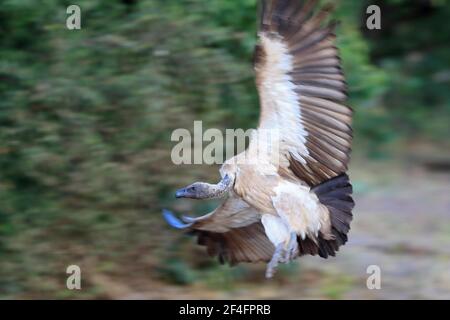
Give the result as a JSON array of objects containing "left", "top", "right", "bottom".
[{"left": 164, "top": 0, "right": 354, "bottom": 278}]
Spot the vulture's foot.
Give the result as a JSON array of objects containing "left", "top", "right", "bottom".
[
  {"left": 284, "top": 232, "right": 299, "bottom": 262},
  {"left": 266, "top": 233, "right": 299, "bottom": 279},
  {"left": 265, "top": 243, "right": 284, "bottom": 279}
]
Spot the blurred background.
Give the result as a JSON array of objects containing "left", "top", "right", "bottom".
[{"left": 0, "top": 0, "right": 449, "bottom": 299}]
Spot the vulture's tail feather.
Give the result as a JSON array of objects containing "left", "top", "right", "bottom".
[{"left": 312, "top": 173, "right": 354, "bottom": 258}]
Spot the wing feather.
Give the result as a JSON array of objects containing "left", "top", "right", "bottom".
[
  {"left": 254, "top": 0, "right": 352, "bottom": 186},
  {"left": 166, "top": 196, "right": 275, "bottom": 264},
  {"left": 196, "top": 223, "right": 275, "bottom": 265}
]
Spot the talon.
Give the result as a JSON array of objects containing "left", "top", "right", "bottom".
[{"left": 265, "top": 262, "right": 277, "bottom": 279}]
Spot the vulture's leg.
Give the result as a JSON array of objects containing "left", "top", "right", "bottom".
[
  {"left": 262, "top": 214, "right": 295, "bottom": 278},
  {"left": 284, "top": 232, "right": 299, "bottom": 261},
  {"left": 266, "top": 232, "right": 298, "bottom": 278},
  {"left": 265, "top": 243, "right": 284, "bottom": 279}
]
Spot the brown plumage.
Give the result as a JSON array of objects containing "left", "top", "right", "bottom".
[
  {"left": 256, "top": 0, "right": 353, "bottom": 187},
  {"left": 165, "top": 0, "right": 355, "bottom": 278}
]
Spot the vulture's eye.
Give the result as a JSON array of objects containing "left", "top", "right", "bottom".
[{"left": 188, "top": 187, "right": 196, "bottom": 192}]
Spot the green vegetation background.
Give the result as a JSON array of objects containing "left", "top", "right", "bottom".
[{"left": 0, "top": 0, "right": 449, "bottom": 298}]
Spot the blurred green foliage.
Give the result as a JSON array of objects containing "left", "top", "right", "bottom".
[
  {"left": 0, "top": 0, "right": 449, "bottom": 297},
  {"left": 365, "top": 0, "right": 450, "bottom": 141}
]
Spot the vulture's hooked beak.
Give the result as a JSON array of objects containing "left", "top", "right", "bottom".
[
  {"left": 175, "top": 188, "right": 190, "bottom": 199},
  {"left": 175, "top": 184, "right": 203, "bottom": 199}
]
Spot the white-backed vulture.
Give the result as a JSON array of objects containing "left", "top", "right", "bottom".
[{"left": 164, "top": 0, "right": 355, "bottom": 278}]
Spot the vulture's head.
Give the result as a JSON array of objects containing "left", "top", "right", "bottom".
[{"left": 175, "top": 174, "right": 233, "bottom": 200}]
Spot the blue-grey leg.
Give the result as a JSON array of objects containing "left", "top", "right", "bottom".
[
  {"left": 265, "top": 243, "right": 284, "bottom": 279},
  {"left": 284, "top": 232, "right": 299, "bottom": 261}
]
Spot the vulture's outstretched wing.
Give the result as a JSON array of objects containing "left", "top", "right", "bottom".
[
  {"left": 195, "top": 223, "right": 274, "bottom": 265},
  {"left": 254, "top": 0, "right": 352, "bottom": 186},
  {"left": 163, "top": 196, "right": 274, "bottom": 265}
]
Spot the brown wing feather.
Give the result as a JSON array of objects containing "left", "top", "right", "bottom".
[
  {"left": 182, "top": 196, "right": 274, "bottom": 265},
  {"left": 255, "top": 0, "right": 353, "bottom": 187},
  {"left": 194, "top": 222, "right": 275, "bottom": 265}
]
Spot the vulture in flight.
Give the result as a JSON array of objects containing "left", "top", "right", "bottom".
[{"left": 164, "top": 0, "right": 354, "bottom": 278}]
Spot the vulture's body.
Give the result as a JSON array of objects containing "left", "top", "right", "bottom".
[{"left": 164, "top": 0, "right": 355, "bottom": 278}]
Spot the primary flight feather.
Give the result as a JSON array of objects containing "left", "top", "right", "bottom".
[{"left": 164, "top": 0, "right": 354, "bottom": 278}]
